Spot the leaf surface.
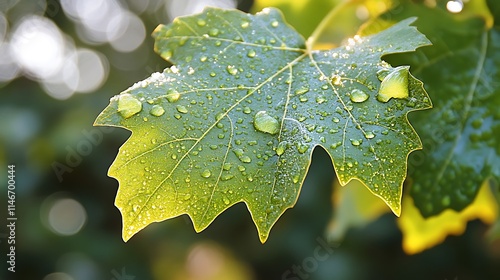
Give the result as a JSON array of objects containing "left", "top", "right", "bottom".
[{"left": 95, "top": 8, "right": 430, "bottom": 242}]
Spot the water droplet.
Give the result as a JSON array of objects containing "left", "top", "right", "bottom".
[
  {"left": 118, "top": 94, "right": 142, "bottom": 118},
  {"left": 297, "top": 143, "right": 309, "bottom": 154},
  {"left": 350, "top": 89, "right": 369, "bottom": 103},
  {"left": 226, "top": 65, "right": 238, "bottom": 75},
  {"left": 166, "top": 89, "right": 180, "bottom": 102},
  {"left": 201, "top": 169, "right": 211, "bottom": 178},
  {"left": 253, "top": 111, "right": 280, "bottom": 135},
  {"left": 376, "top": 69, "right": 390, "bottom": 81},
  {"left": 243, "top": 106, "right": 251, "bottom": 114},
  {"left": 330, "top": 142, "right": 341, "bottom": 149},
  {"left": 331, "top": 75, "right": 342, "bottom": 85},
  {"left": 276, "top": 141, "right": 287, "bottom": 156},
  {"left": 221, "top": 174, "right": 234, "bottom": 181},
  {"left": 364, "top": 131, "right": 375, "bottom": 139},
  {"left": 162, "top": 50, "right": 173, "bottom": 60},
  {"left": 316, "top": 96, "right": 327, "bottom": 104},
  {"left": 350, "top": 139, "right": 362, "bottom": 146},
  {"left": 150, "top": 105, "right": 165, "bottom": 116},
  {"left": 223, "top": 163, "right": 232, "bottom": 170},
  {"left": 377, "top": 66, "right": 409, "bottom": 103},
  {"left": 247, "top": 49, "right": 256, "bottom": 58},
  {"left": 295, "top": 86, "right": 309, "bottom": 95},
  {"left": 240, "top": 155, "right": 251, "bottom": 163},
  {"left": 209, "top": 28, "right": 219, "bottom": 36},
  {"left": 176, "top": 105, "right": 188, "bottom": 114},
  {"left": 197, "top": 19, "right": 206, "bottom": 26}
]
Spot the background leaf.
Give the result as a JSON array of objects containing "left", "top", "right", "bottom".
[
  {"left": 95, "top": 7, "right": 430, "bottom": 242},
  {"left": 398, "top": 181, "right": 498, "bottom": 255},
  {"left": 360, "top": 0, "right": 500, "bottom": 217}
]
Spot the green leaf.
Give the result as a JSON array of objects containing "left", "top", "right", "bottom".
[
  {"left": 362, "top": 1, "right": 500, "bottom": 217},
  {"left": 94, "top": 7, "right": 431, "bottom": 242}
]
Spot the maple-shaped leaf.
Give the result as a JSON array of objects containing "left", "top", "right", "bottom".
[
  {"left": 361, "top": 1, "right": 500, "bottom": 217},
  {"left": 94, "top": 7, "right": 430, "bottom": 242}
]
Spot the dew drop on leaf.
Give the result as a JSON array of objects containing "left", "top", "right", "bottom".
[
  {"left": 197, "top": 19, "right": 206, "bottom": 27},
  {"left": 350, "top": 89, "right": 369, "bottom": 103},
  {"left": 364, "top": 131, "right": 375, "bottom": 139},
  {"left": 376, "top": 66, "right": 409, "bottom": 103},
  {"left": 350, "top": 139, "right": 362, "bottom": 146},
  {"left": 209, "top": 28, "right": 219, "bottom": 36},
  {"left": 247, "top": 49, "right": 256, "bottom": 58},
  {"left": 176, "top": 105, "right": 188, "bottom": 114},
  {"left": 166, "top": 89, "right": 181, "bottom": 102},
  {"left": 201, "top": 169, "right": 211, "bottom": 178},
  {"left": 226, "top": 65, "right": 238, "bottom": 75},
  {"left": 150, "top": 105, "right": 165, "bottom": 116},
  {"left": 276, "top": 141, "right": 287, "bottom": 156},
  {"left": 331, "top": 74, "right": 342, "bottom": 85},
  {"left": 294, "top": 86, "right": 309, "bottom": 95},
  {"left": 253, "top": 111, "right": 279, "bottom": 135},
  {"left": 118, "top": 94, "right": 142, "bottom": 119}
]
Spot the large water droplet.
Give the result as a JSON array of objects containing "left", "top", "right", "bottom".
[
  {"left": 166, "top": 89, "right": 180, "bottom": 102},
  {"left": 376, "top": 66, "right": 409, "bottom": 103},
  {"left": 253, "top": 111, "right": 279, "bottom": 135},
  {"left": 350, "top": 89, "right": 369, "bottom": 103},
  {"left": 150, "top": 105, "right": 165, "bottom": 116},
  {"left": 118, "top": 94, "right": 142, "bottom": 118}
]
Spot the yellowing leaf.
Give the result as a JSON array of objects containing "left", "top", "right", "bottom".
[
  {"left": 398, "top": 181, "right": 499, "bottom": 255},
  {"left": 327, "top": 179, "right": 390, "bottom": 241}
]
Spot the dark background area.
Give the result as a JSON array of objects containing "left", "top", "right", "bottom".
[{"left": 1, "top": 0, "right": 499, "bottom": 279}]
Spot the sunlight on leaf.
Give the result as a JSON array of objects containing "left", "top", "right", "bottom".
[{"left": 95, "top": 7, "right": 430, "bottom": 242}]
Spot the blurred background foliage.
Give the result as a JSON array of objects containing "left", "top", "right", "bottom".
[{"left": 1, "top": 0, "right": 499, "bottom": 279}]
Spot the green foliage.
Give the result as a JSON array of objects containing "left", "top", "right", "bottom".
[
  {"left": 361, "top": 0, "right": 500, "bottom": 217},
  {"left": 95, "top": 7, "right": 431, "bottom": 242}
]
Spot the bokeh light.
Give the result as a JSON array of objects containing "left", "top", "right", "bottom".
[
  {"left": 42, "top": 196, "right": 87, "bottom": 236},
  {"left": 446, "top": 0, "right": 464, "bottom": 13}
]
